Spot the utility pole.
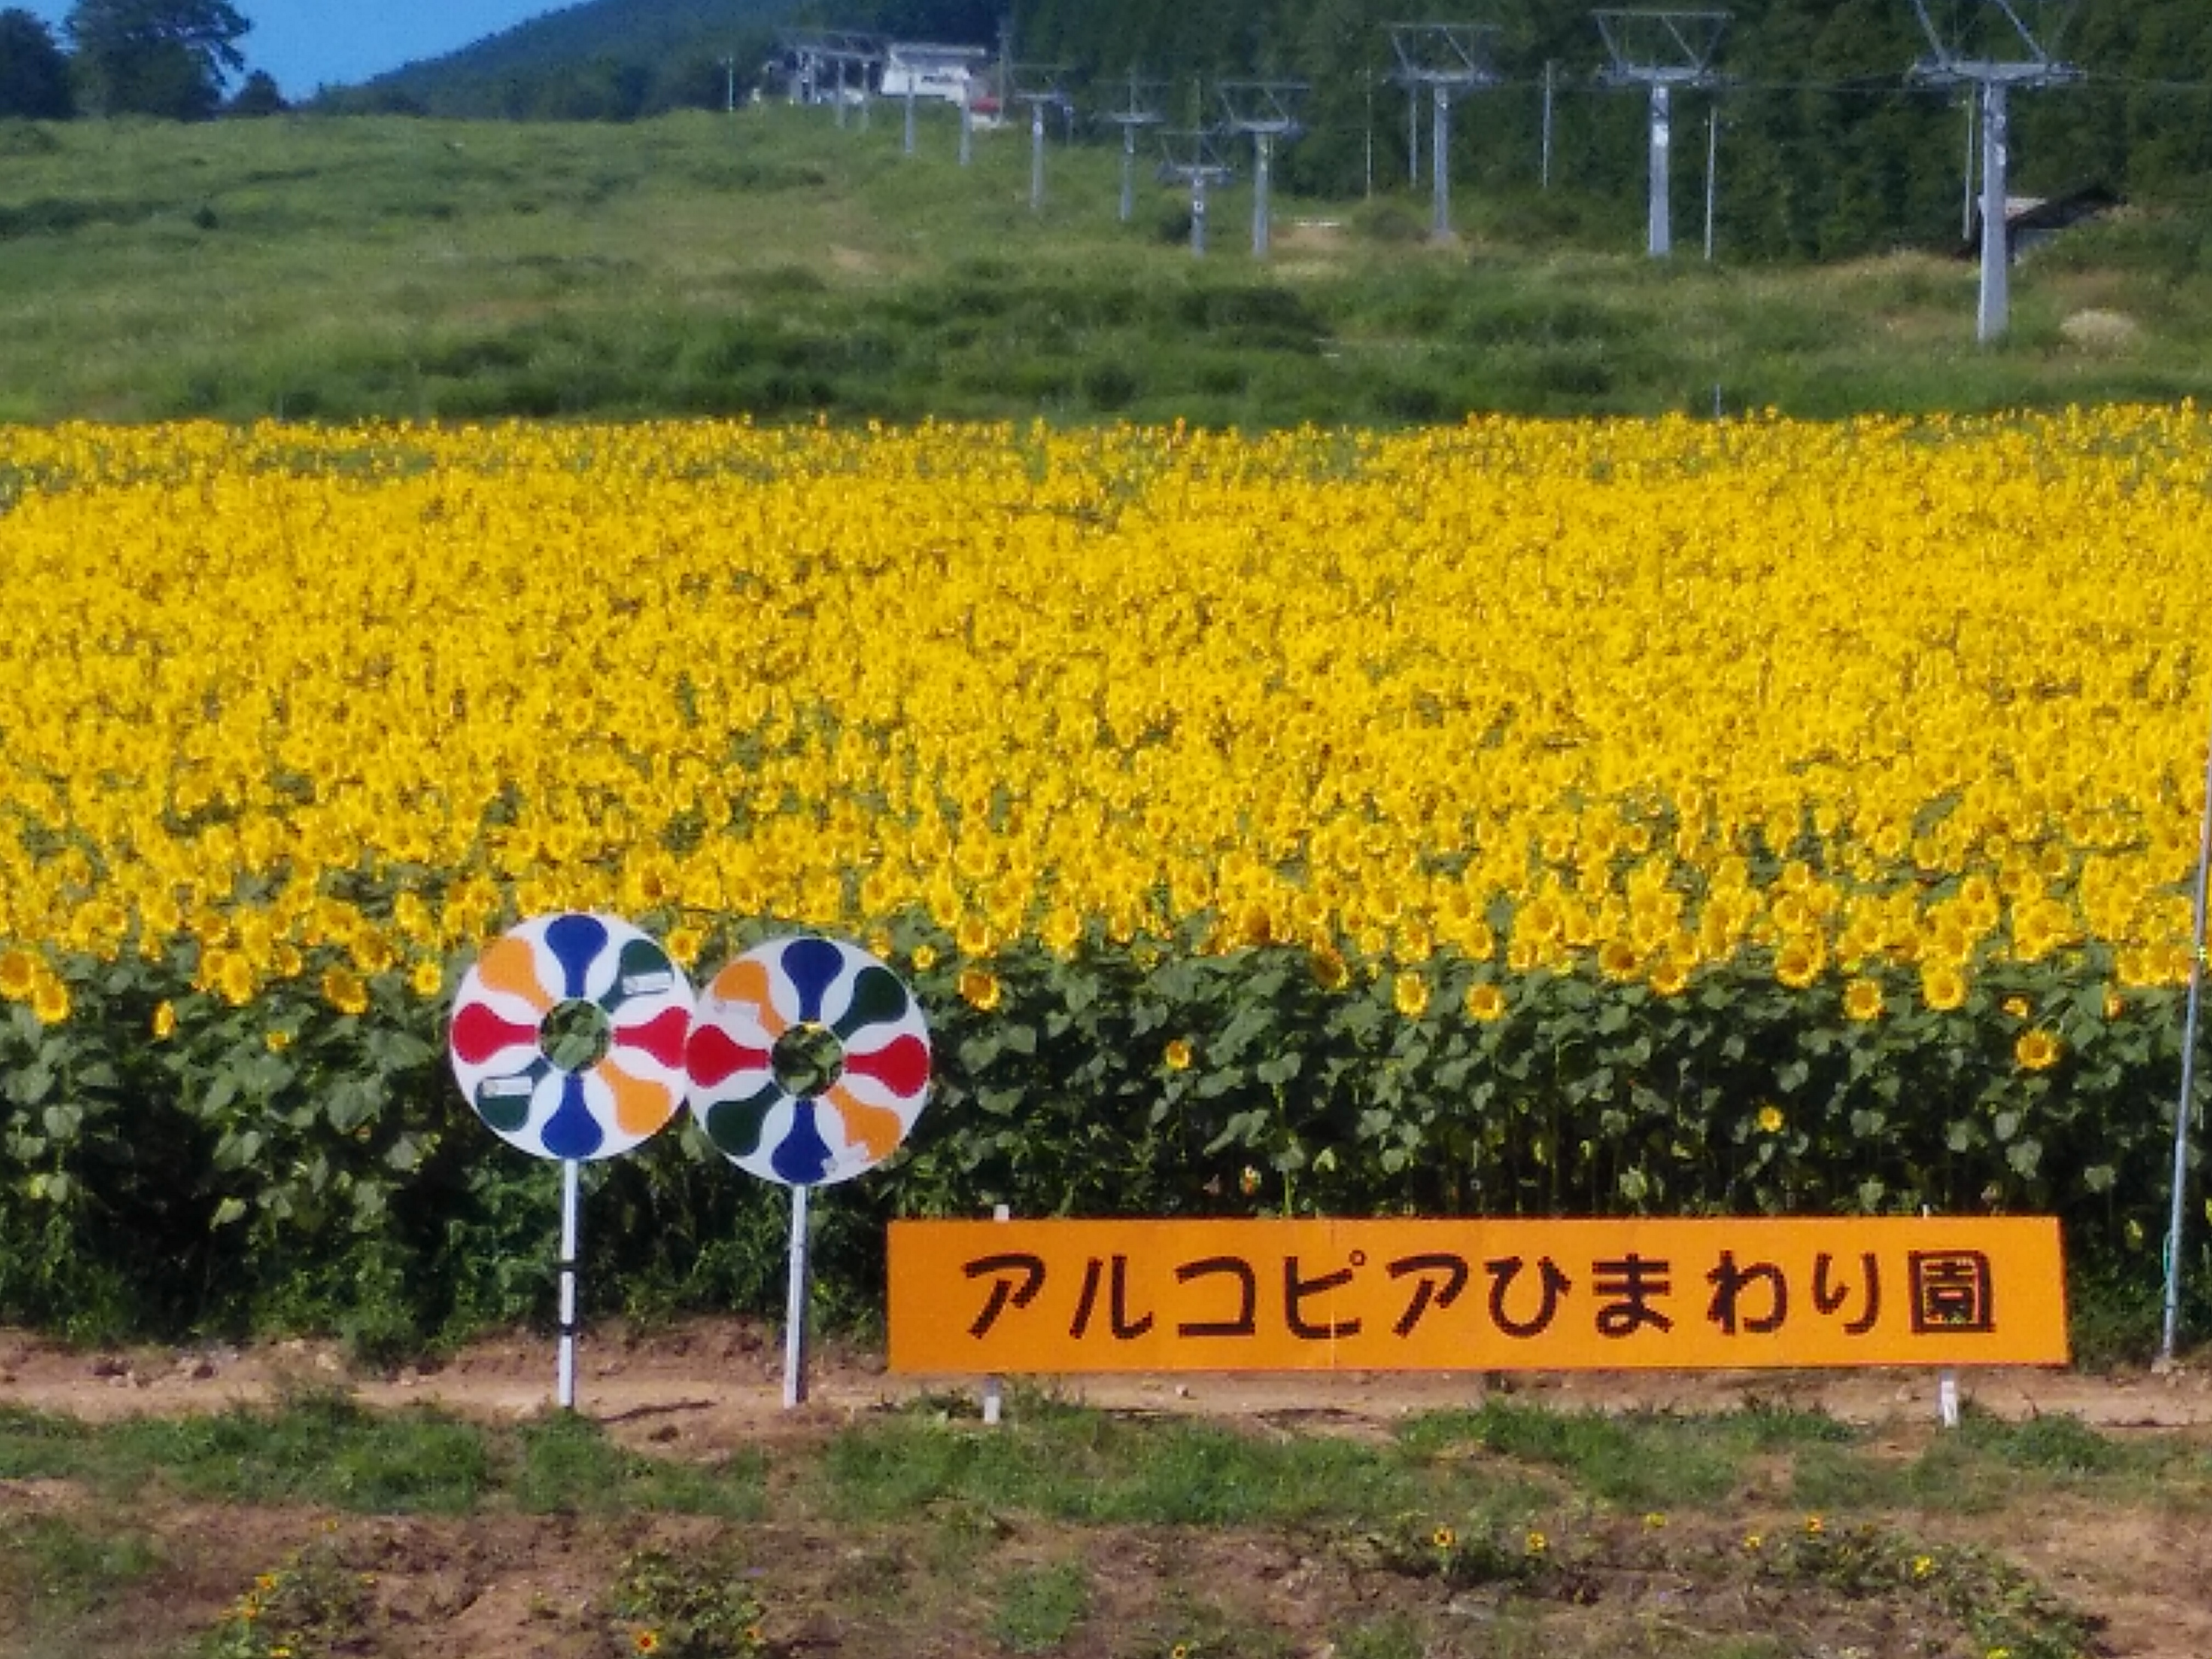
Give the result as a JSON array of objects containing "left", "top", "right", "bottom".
[
  {"left": 1387, "top": 24, "right": 1502, "bottom": 242},
  {"left": 1102, "top": 69, "right": 1166, "bottom": 223},
  {"left": 1218, "top": 80, "right": 1307, "bottom": 260},
  {"left": 1594, "top": 9, "right": 1730, "bottom": 258},
  {"left": 723, "top": 55, "right": 737, "bottom": 113},
  {"left": 1908, "top": 0, "right": 2080, "bottom": 343},
  {"left": 1157, "top": 127, "right": 1236, "bottom": 257}
]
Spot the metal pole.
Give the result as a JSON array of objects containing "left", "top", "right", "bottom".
[
  {"left": 1253, "top": 131, "right": 1273, "bottom": 258},
  {"left": 1408, "top": 81, "right": 1420, "bottom": 186},
  {"left": 1030, "top": 99, "right": 1046, "bottom": 213},
  {"left": 1961, "top": 89, "right": 1978, "bottom": 243},
  {"left": 556, "top": 1158, "right": 581, "bottom": 1410},
  {"left": 1703, "top": 101, "right": 1718, "bottom": 261},
  {"left": 834, "top": 58, "right": 848, "bottom": 129},
  {"left": 2161, "top": 694, "right": 2212, "bottom": 1364},
  {"left": 1431, "top": 83, "right": 1452, "bottom": 238},
  {"left": 1542, "top": 60, "right": 1555, "bottom": 190},
  {"left": 905, "top": 85, "right": 917, "bottom": 155},
  {"left": 1649, "top": 82, "right": 1672, "bottom": 257},
  {"left": 1976, "top": 79, "right": 2007, "bottom": 342},
  {"left": 724, "top": 57, "right": 736, "bottom": 114},
  {"left": 1192, "top": 172, "right": 1209, "bottom": 257},
  {"left": 960, "top": 83, "right": 974, "bottom": 166},
  {"left": 783, "top": 1181, "right": 812, "bottom": 1408},
  {"left": 1121, "top": 126, "right": 1137, "bottom": 222}
]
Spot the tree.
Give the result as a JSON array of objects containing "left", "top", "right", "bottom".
[
  {"left": 67, "top": 0, "right": 250, "bottom": 120},
  {"left": 223, "top": 66, "right": 283, "bottom": 116},
  {"left": 0, "top": 8, "right": 75, "bottom": 119}
]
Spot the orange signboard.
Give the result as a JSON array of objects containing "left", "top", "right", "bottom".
[{"left": 888, "top": 1217, "right": 2068, "bottom": 1373}]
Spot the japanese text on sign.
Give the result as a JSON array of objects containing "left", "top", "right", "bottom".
[{"left": 888, "top": 1217, "right": 2067, "bottom": 1373}]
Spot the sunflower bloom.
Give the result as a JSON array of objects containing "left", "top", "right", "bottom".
[
  {"left": 1756, "top": 1104, "right": 1785, "bottom": 1135},
  {"left": 958, "top": 968, "right": 1001, "bottom": 1012},
  {"left": 1164, "top": 1038, "right": 1194, "bottom": 1071},
  {"left": 0, "top": 949, "right": 36, "bottom": 1000},
  {"left": 2015, "top": 1029, "right": 2061, "bottom": 1071},
  {"left": 29, "top": 974, "right": 70, "bottom": 1026},
  {"left": 1464, "top": 980, "right": 1506, "bottom": 1022},
  {"left": 321, "top": 965, "right": 370, "bottom": 1017},
  {"left": 1920, "top": 961, "right": 1968, "bottom": 1012},
  {"left": 1392, "top": 970, "right": 1429, "bottom": 1018},
  {"left": 1842, "top": 977, "right": 1883, "bottom": 1022}
]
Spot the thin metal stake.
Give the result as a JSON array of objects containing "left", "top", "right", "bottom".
[
  {"left": 784, "top": 1182, "right": 813, "bottom": 1409},
  {"left": 557, "top": 1157, "right": 581, "bottom": 1410},
  {"left": 2161, "top": 691, "right": 2212, "bottom": 1364},
  {"left": 1938, "top": 1369, "right": 1961, "bottom": 1429}
]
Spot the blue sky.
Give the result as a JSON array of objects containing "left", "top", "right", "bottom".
[{"left": 20, "top": 2, "right": 566, "bottom": 99}]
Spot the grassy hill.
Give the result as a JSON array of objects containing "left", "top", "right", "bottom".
[{"left": 0, "top": 104, "right": 2206, "bottom": 426}]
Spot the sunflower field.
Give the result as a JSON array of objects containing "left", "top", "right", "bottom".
[{"left": 0, "top": 409, "right": 2208, "bottom": 1346}]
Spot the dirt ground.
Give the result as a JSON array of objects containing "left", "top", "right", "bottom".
[{"left": 4, "top": 1322, "right": 2211, "bottom": 1658}]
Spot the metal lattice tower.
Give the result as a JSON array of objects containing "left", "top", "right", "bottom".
[
  {"left": 1593, "top": 9, "right": 1729, "bottom": 257},
  {"left": 1156, "top": 127, "right": 1237, "bottom": 257},
  {"left": 1217, "top": 81, "right": 1307, "bottom": 259},
  {"left": 1013, "top": 68, "right": 1073, "bottom": 214},
  {"left": 1908, "top": 0, "right": 2080, "bottom": 343},
  {"left": 1387, "top": 24, "right": 1502, "bottom": 240},
  {"left": 1102, "top": 70, "right": 1167, "bottom": 224}
]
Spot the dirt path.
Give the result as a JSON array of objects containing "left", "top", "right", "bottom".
[{"left": 8, "top": 1320, "right": 2210, "bottom": 1444}]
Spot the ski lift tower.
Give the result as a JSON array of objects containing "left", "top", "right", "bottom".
[
  {"left": 1386, "top": 24, "right": 1502, "bottom": 240},
  {"left": 1593, "top": 9, "right": 1728, "bottom": 257},
  {"left": 1908, "top": 0, "right": 2080, "bottom": 343},
  {"left": 885, "top": 42, "right": 991, "bottom": 156},
  {"left": 1217, "top": 81, "right": 1307, "bottom": 259},
  {"left": 1102, "top": 70, "right": 1167, "bottom": 223},
  {"left": 1156, "top": 128, "right": 1237, "bottom": 257},
  {"left": 1012, "top": 68, "right": 1073, "bottom": 214}
]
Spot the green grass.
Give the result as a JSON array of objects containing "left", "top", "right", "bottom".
[
  {"left": 0, "top": 107, "right": 2207, "bottom": 427},
  {"left": 0, "top": 1390, "right": 766, "bottom": 1517},
  {"left": 989, "top": 1560, "right": 1091, "bottom": 1654}
]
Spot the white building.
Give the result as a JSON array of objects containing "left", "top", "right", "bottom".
[{"left": 881, "top": 42, "right": 992, "bottom": 106}]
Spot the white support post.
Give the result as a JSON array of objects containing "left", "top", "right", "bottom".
[
  {"left": 556, "top": 1158, "right": 581, "bottom": 1410},
  {"left": 783, "top": 1182, "right": 813, "bottom": 1409}
]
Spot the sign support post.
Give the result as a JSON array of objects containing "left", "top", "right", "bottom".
[
  {"left": 557, "top": 1157, "right": 582, "bottom": 1409},
  {"left": 785, "top": 1182, "right": 814, "bottom": 1409}
]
